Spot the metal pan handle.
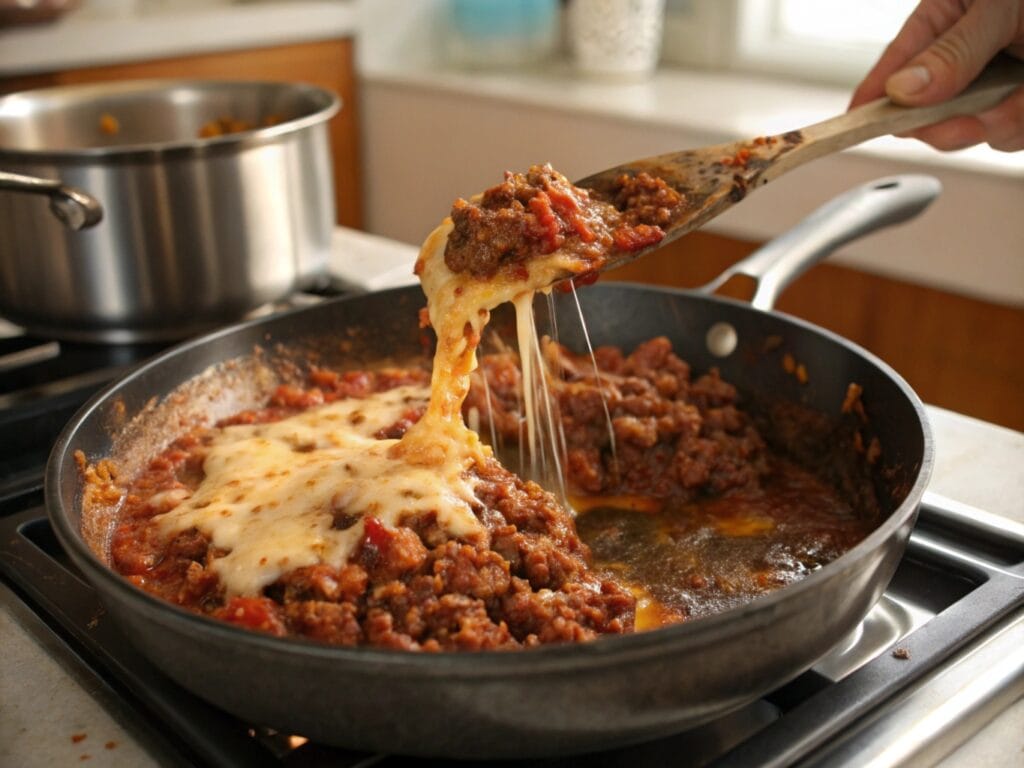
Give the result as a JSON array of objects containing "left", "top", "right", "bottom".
[
  {"left": 699, "top": 175, "right": 942, "bottom": 311},
  {"left": 0, "top": 169, "right": 103, "bottom": 231}
]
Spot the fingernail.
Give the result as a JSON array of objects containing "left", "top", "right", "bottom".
[{"left": 887, "top": 65, "right": 931, "bottom": 99}]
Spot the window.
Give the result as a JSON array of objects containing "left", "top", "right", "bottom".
[{"left": 663, "top": 0, "right": 919, "bottom": 85}]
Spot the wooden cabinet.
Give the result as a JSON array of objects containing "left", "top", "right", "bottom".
[{"left": 0, "top": 38, "right": 363, "bottom": 229}]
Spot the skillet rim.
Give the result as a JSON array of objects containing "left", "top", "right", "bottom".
[{"left": 44, "top": 282, "right": 934, "bottom": 676}]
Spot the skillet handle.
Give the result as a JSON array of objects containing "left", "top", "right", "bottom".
[{"left": 699, "top": 175, "right": 941, "bottom": 311}]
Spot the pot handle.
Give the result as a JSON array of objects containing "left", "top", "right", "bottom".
[
  {"left": 699, "top": 175, "right": 941, "bottom": 311},
  {"left": 0, "top": 169, "right": 103, "bottom": 230}
]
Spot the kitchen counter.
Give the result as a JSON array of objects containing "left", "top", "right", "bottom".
[
  {"left": 2, "top": 227, "right": 1022, "bottom": 767},
  {"left": 0, "top": 0, "right": 357, "bottom": 76}
]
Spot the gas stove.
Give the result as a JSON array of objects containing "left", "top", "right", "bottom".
[{"left": 1, "top": 248, "right": 1022, "bottom": 767}]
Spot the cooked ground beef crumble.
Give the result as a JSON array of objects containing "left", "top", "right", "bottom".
[{"left": 444, "top": 164, "right": 684, "bottom": 278}]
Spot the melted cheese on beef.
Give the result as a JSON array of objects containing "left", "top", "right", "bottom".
[
  {"left": 153, "top": 199, "right": 594, "bottom": 599},
  {"left": 154, "top": 384, "right": 484, "bottom": 596},
  {"left": 403, "top": 219, "right": 577, "bottom": 432}
]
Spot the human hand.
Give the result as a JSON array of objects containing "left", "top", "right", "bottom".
[{"left": 849, "top": 0, "right": 1024, "bottom": 151}]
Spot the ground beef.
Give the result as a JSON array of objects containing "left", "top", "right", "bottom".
[
  {"left": 104, "top": 339, "right": 876, "bottom": 647},
  {"left": 466, "top": 336, "right": 768, "bottom": 502},
  {"left": 109, "top": 373, "right": 636, "bottom": 652},
  {"left": 613, "top": 171, "right": 687, "bottom": 228},
  {"left": 465, "top": 337, "right": 877, "bottom": 623},
  {"left": 444, "top": 164, "right": 684, "bottom": 278}
]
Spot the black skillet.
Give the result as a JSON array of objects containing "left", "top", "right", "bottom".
[{"left": 46, "top": 176, "right": 937, "bottom": 758}]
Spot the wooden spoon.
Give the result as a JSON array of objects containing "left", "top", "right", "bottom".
[{"left": 571, "top": 54, "right": 1024, "bottom": 277}]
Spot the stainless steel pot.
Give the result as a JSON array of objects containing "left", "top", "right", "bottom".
[{"left": 0, "top": 79, "right": 339, "bottom": 342}]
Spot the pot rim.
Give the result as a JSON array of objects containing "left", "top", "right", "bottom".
[{"left": 0, "top": 78, "right": 340, "bottom": 162}]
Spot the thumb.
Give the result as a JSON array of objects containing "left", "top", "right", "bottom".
[{"left": 886, "top": 0, "right": 1012, "bottom": 105}]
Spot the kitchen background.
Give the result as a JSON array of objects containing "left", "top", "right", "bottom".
[
  {"left": 2, "top": 4, "right": 1023, "bottom": 768},
  {"left": 0, "top": 0, "right": 1021, "bottom": 431}
]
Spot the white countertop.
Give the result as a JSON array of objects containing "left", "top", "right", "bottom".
[
  {"left": 0, "top": 0, "right": 358, "bottom": 76},
  {"left": 1, "top": 227, "right": 1022, "bottom": 767}
]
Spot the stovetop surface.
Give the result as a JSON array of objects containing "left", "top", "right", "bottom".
[
  {"left": 3, "top": 479, "right": 1023, "bottom": 767},
  {"left": 1, "top": 330, "right": 1022, "bottom": 767}
]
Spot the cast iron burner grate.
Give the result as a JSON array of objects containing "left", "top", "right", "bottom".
[{"left": 2, "top": 486, "right": 1022, "bottom": 768}]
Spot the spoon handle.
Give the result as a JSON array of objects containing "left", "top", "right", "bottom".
[{"left": 762, "top": 54, "right": 1024, "bottom": 182}]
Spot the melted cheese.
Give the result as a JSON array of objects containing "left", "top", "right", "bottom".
[
  {"left": 403, "top": 218, "right": 580, "bottom": 445},
  {"left": 155, "top": 385, "right": 484, "bottom": 596},
  {"left": 155, "top": 196, "right": 599, "bottom": 598}
]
